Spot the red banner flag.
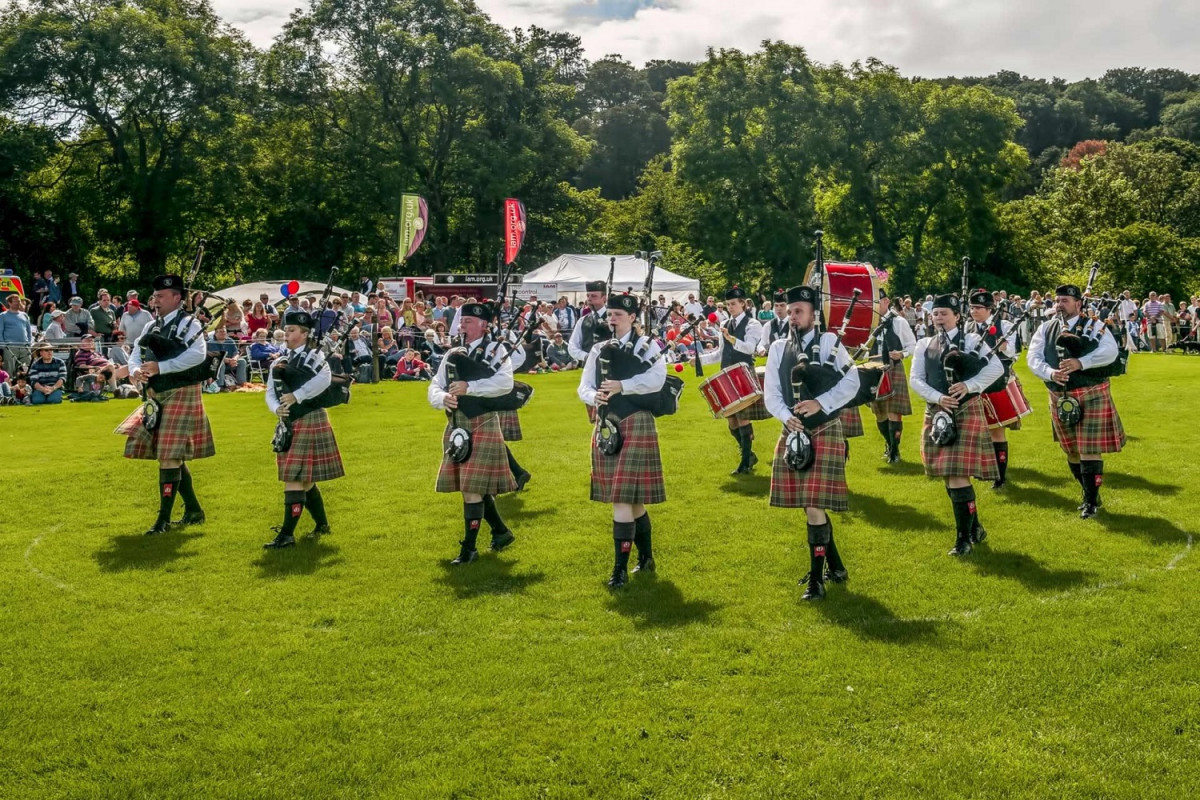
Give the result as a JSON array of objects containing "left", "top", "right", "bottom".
[{"left": 504, "top": 198, "right": 527, "bottom": 265}]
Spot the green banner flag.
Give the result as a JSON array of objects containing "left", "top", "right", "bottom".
[{"left": 398, "top": 194, "right": 428, "bottom": 265}]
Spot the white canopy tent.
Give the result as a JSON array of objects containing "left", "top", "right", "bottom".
[
  {"left": 196, "top": 280, "right": 359, "bottom": 313},
  {"left": 520, "top": 255, "right": 701, "bottom": 305}
]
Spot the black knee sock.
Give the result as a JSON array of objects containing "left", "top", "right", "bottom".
[
  {"left": 613, "top": 520, "right": 635, "bottom": 570},
  {"left": 279, "top": 490, "right": 306, "bottom": 538},
  {"left": 823, "top": 519, "right": 843, "bottom": 572},
  {"left": 1068, "top": 460, "right": 1083, "bottom": 487},
  {"left": 992, "top": 442, "right": 1008, "bottom": 482},
  {"left": 876, "top": 419, "right": 891, "bottom": 448},
  {"left": 949, "top": 485, "right": 977, "bottom": 539},
  {"left": 157, "top": 468, "right": 181, "bottom": 525},
  {"left": 505, "top": 446, "right": 525, "bottom": 477},
  {"left": 463, "top": 501, "right": 484, "bottom": 549},
  {"left": 177, "top": 464, "right": 201, "bottom": 513},
  {"left": 482, "top": 495, "right": 509, "bottom": 534},
  {"left": 806, "top": 521, "right": 830, "bottom": 584},
  {"left": 305, "top": 485, "right": 327, "bottom": 527},
  {"left": 890, "top": 421, "right": 903, "bottom": 456},
  {"left": 633, "top": 512, "right": 652, "bottom": 560},
  {"left": 739, "top": 425, "right": 754, "bottom": 464},
  {"left": 844, "top": 441, "right": 850, "bottom": 461},
  {"left": 1081, "top": 460, "right": 1103, "bottom": 505}
]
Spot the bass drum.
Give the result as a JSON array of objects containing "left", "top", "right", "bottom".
[{"left": 802, "top": 261, "right": 880, "bottom": 349}]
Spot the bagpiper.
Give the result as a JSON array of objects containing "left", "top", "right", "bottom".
[
  {"left": 115, "top": 274, "right": 213, "bottom": 535},
  {"left": 578, "top": 292, "right": 667, "bottom": 589},
  {"left": 967, "top": 288, "right": 1023, "bottom": 489},
  {"left": 868, "top": 289, "right": 916, "bottom": 463},
  {"left": 1026, "top": 284, "right": 1125, "bottom": 518},
  {"left": 429, "top": 302, "right": 518, "bottom": 564},
  {"left": 568, "top": 280, "right": 612, "bottom": 422},
  {"left": 763, "top": 285, "right": 861, "bottom": 601},
  {"left": 263, "top": 311, "right": 345, "bottom": 549},
  {"left": 909, "top": 294, "right": 1003, "bottom": 556},
  {"left": 491, "top": 323, "right": 533, "bottom": 491},
  {"left": 761, "top": 289, "right": 790, "bottom": 351}
]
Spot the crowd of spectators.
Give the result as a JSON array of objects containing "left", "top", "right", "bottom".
[{"left": 4, "top": 270, "right": 1198, "bottom": 408}]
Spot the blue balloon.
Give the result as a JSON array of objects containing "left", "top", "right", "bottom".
[{"left": 280, "top": 284, "right": 291, "bottom": 298}]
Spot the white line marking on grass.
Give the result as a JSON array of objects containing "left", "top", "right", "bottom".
[
  {"left": 1166, "top": 533, "right": 1193, "bottom": 571},
  {"left": 24, "top": 527, "right": 77, "bottom": 593}
]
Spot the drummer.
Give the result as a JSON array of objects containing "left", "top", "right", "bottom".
[
  {"left": 968, "top": 288, "right": 1022, "bottom": 489},
  {"left": 868, "top": 289, "right": 917, "bottom": 463},
  {"left": 698, "top": 286, "right": 769, "bottom": 475}
]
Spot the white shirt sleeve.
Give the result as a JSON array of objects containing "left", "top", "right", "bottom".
[
  {"left": 894, "top": 316, "right": 917, "bottom": 357},
  {"left": 291, "top": 357, "right": 332, "bottom": 404},
  {"left": 463, "top": 343, "right": 514, "bottom": 398},
  {"left": 266, "top": 365, "right": 280, "bottom": 413},
  {"left": 909, "top": 338, "right": 944, "bottom": 405},
  {"left": 156, "top": 318, "right": 207, "bottom": 375},
  {"left": 763, "top": 339, "right": 793, "bottom": 425},
  {"left": 427, "top": 354, "right": 452, "bottom": 411},
  {"left": 567, "top": 319, "right": 590, "bottom": 361},
  {"left": 699, "top": 333, "right": 724, "bottom": 365},
  {"left": 731, "top": 316, "right": 762, "bottom": 355},
  {"left": 964, "top": 349, "right": 1004, "bottom": 396},
  {"left": 620, "top": 341, "right": 666, "bottom": 396},
  {"left": 577, "top": 343, "right": 600, "bottom": 407},
  {"left": 1026, "top": 320, "right": 1055, "bottom": 382}
]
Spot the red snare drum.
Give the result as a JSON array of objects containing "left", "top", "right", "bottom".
[
  {"left": 983, "top": 376, "right": 1032, "bottom": 429},
  {"left": 850, "top": 363, "right": 894, "bottom": 407},
  {"left": 875, "top": 366, "right": 894, "bottom": 402},
  {"left": 802, "top": 261, "right": 880, "bottom": 349},
  {"left": 698, "top": 363, "right": 762, "bottom": 418}
]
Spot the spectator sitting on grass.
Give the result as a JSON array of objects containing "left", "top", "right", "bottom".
[
  {"left": 546, "top": 332, "right": 576, "bottom": 371},
  {"left": 0, "top": 367, "right": 10, "bottom": 404},
  {"left": 12, "top": 372, "right": 32, "bottom": 405},
  {"left": 207, "top": 327, "right": 248, "bottom": 389},
  {"left": 28, "top": 342, "right": 66, "bottom": 405},
  {"left": 393, "top": 349, "right": 430, "bottom": 381},
  {"left": 72, "top": 334, "right": 115, "bottom": 389}
]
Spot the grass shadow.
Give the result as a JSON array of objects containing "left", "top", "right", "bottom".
[
  {"left": 1005, "top": 484, "right": 1075, "bottom": 511},
  {"left": 815, "top": 589, "right": 941, "bottom": 644},
  {"left": 254, "top": 538, "right": 344, "bottom": 578},
  {"left": 1096, "top": 512, "right": 1194, "bottom": 547},
  {"left": 607, "top": 577, "right": 720, "bottom": 630},
  {"left": 967, "top": 547, "right": 1094, "bottom": 592},
  {"left": 1102, "top": 473, "right": 1181, "bottom": 496},
  {"left": 879, "top": 459, "right": 926, "bottom": 477},
  {"left": 1006, "top": 466, "right": 1070, "bottom": 488},
  {"left": 493, "top": 494, "right": 558, "bottom": 524},
  {"left": 94, "top": 532, "right": 203, "bottom": 572},
  {"left": 720, "top": 473, "right": 771, "bottom": 497},
  {"left": 848, "top": 493, "right": 944, "bottom": 533},
  {"left": 436, "top": 556, "right": 546, "bottom": 599}
]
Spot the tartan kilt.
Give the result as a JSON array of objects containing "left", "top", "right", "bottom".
[
  {"left": 496, "top": 409, "right": 523, "bottom": 442},
  {"left": 839, "top": 406, "right": 865, "bottom": 438},
  {"left": 277, "top": 409, "right": 345, "bottom": 483},
  {"left": 769, "top": 419, "right": 849, "bottom": 511},
  {"left": 1049, "top": 382, "right": 1125, "bottom": 456},
  {"left": 115, "top": 383, "right": 215, "bottom": 462},
  {"left": 920, "top": 396, "right": 999, "bottom": 481},
  {"left": 590, "top": 411, "right": 666, "bottom": 505},
  {"left": 732, "top": 372, "right": 772, "bottom": 422},
  {"left": 870, "top": 361, "right": 913, "bottom": 417},
  {"left": 436, "top": 412, "right": 518, "bottom": 496}
]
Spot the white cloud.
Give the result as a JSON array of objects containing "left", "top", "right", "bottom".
[{"left": 216, "top": 0, "right": 1200, "bottom": 81}]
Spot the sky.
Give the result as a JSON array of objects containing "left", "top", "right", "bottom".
[{"left": 215, "top": 0, "right": 1199, "bottom": 81}]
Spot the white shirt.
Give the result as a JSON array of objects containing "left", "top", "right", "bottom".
[
  {"left": 568, "top": 306, "right": 606, "bottom": 362},
  {"left": 266, "top": 346, "right": 332, "bottom": 414},
  {"left": 577, "top": 330, "right": 666, "bottom": 407},
  {"left": 698, "top": 312, "right": 763, "bottom": 366},
  {"left": 971, "top": 317, "right": 1017, "bottom": 357},
  {"left": 1026, "top": 315, "right": 1117, "bottom": 383},
  {"left": 909, "top": 328, "right": 1003, "bottom": 405},
  {"left": 880, "top": 315, "right": 918, "bottom": 359},
  {"left": 349, "top": 337, "right": 371, "bottom": 358},
  {"left": 119, "top": 308, "right": 154, "bottom": 343},
  {"left": 427, "top": 337, "right": 514, "bottom": 410},
  {"left": 683, "top": 301, "right": 703, "bottom": 318},
  {"left": 762, "top": 330, "right": 860, "bottom": 425},
  {"left": 128, "top": 308, "right": 207, "bottom": 375},
  {"left": 1118, "top": 298, "right": 1138, "bottom": 320}
]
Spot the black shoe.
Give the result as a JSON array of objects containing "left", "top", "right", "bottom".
[
  {"left": 886, "top": 451, "right": 900, "bottom": 464},
  {"left": 747, "top": 452, "right": 759, "bottom": 470},
  {"left": 826, "top": 567, "right": 849, "bottom": 584},
  {"left": 949, "top": 537, "right": 973, "bottom": 556},
  {"left": 515, "top": 471, "right": 532, "bottom": 491},
  {"left": 606, "top": 565, "right": 629, "bottom": 589},
  {"left": 632, "top": 556, "right": 656, "bottom": 574},
  {"left": 490, "top": 530, "right": 516, "bottom": 551},
  {"left": 1080, "top": 504, "right": 1099, "bottom": 519},
  {"left": 971, "top": 523, "right": 988, "bottom": 545},
  {"left": 730, "top": 460, "right": 748, "bottom": 475},
  {"left": 263, "top": 533, "right": 295, "bottom": 549},
  {"left": 144, "top": 520, "right": 171, "bottom": 536},
  {"left": 801, "top": 580, "right": 826, "bottom": 601},
  {"left": 991, "top": 479, "right": 1006, "bottom": 491},
  {"left": 171, "top": 510, "right": 206, "bottom": 527},
  {"left": 451, "top": 542, "right": 478, "bottom": 564},
  {"left": 304, "top": 524, "right": 332, "bottom": 539}
]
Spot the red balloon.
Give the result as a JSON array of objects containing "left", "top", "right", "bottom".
[
  {"left": 707, "top": 313, "right": 719, "bottom": 323},
  {"left": 674, "top": 363, "right": 684, "bottom": 373},
  {"left": 288, "top": 280, "right": 301, "bottom": 294}
]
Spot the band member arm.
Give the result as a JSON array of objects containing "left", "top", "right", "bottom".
[
  {"left": 1078, "top": 325, "right": 1118, "bottom": 369},
  {"left": 817, "top": 336, "right": 861, "bottom": 412},
  {"left": 127, "top": 315, "right": 207, "bottom": 375},
  {"left": 698, "top": 336, "right": 723, "bottom": 365},
  {"left": 909, "top": 339, "right": 947, "bottom": 405},
  {"left": 763, "top": 340, "right": 794, "bottom": 424},
  {"left": 567, "top": 323, "right": 589, "bottom": 362},
  {"left": 620, "top": 354, "right": 667, "bottom": 396},
  {"left": 729, "top": 317, "right": 762, "bottom": 355},
  {"left": 967, "top": 351, "right": 1004, "bottom": 394},
  {"left": 266, "top": 357, "right": 331, "bottom": 414},
  {"left": 894, "top": 317, "right": 917, "bottom": 357},
  {"left": 1025, "top": 322, "right": 1055, "bottom": 381},
  {"left": 428, "top": 358, "right": 452, "bottom": 410},
  {"left": 577, "top": 344, "right": 602, "bottom": 406}
]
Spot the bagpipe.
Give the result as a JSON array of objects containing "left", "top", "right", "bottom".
[
  {"left": 271, "top": 267, "right": 352, "bottom": 453},
  {"left": 845, "top": 307, "right": 900, "bottom": 409},
  {"left": 928, "top": 258, "right": 989, "bottom": 447},
  {"left": 139, "top": 240, "right": 209, "bottom": 432}
]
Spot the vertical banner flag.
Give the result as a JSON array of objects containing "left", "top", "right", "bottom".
[
  {"left": 504, "top": 198, "right": 527, "bottom": 265},
  {"left": 398, "top": 193, "right": 429, "bottom": 264}
]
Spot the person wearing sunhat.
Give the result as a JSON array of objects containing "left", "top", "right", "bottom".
[
  {"left": 763, "top": 285, "right": 861, "bottom": 601},
  {"left": 578, "top": 291, "right": 668, "bottom": 589},
  {"left": 428, "top": 301, "right": 519, "bottom": 565},
  {"left": 967, "top": 288, "right": 1023, "bottom": 489},
  {"left": 1026, "top": 284, "right": 1125, "bottom": 519},
  {"left": 262, "top": 310, "right": 344, "bottom": 549},
  {"left": 114, "top": 274, "right": 213, "bottom": 535},
  {"left": 64, "top": 296, "right": 92, "bottom": 337},
  {"left": 909, "top": 293, "right": 1003, "bottom": 556},
  {"left": 869, "top": 288, "right": 917, "bottom": 464}
]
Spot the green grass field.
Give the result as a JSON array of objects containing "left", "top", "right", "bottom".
[{"left": 3, "top": 356, "right": 1198, "bottom": 799}]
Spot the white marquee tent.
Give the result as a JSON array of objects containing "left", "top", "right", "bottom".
[
  {"left": 520, "top": 255, "right": 701, "bottom": 305},
  {"left": 196, "top": 280, "right": 359, "bottom": 313}
]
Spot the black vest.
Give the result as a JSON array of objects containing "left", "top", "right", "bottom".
[
  {"left": 579, "top": 309, "right": 611, "bottom": 352},
  {"left": 721, "top": 314, "right": 756, "bottom": 370},
  {"left": 445, "top": 344, "right": 499, "bottom": 418},
  {"left": 923, "top": 332, "right": 989, "bottom": 399},
  {"left": 593, "top": 338, "right": 656, "bottom": 420},
  {"left": 873, "top": 317, "right": 904, "bottom": 362},
  {"left": 766, "top": 316, "right": 789, "bottom": 345},
  {"left": 1040, "top": 318, "right": 1108, "bottom": 391},
  {"left": 141, "top": 312, "right": 209, "bottom": 392},
  {"left": 777, "top": 332, "right": 843, "bottom": 430}
]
